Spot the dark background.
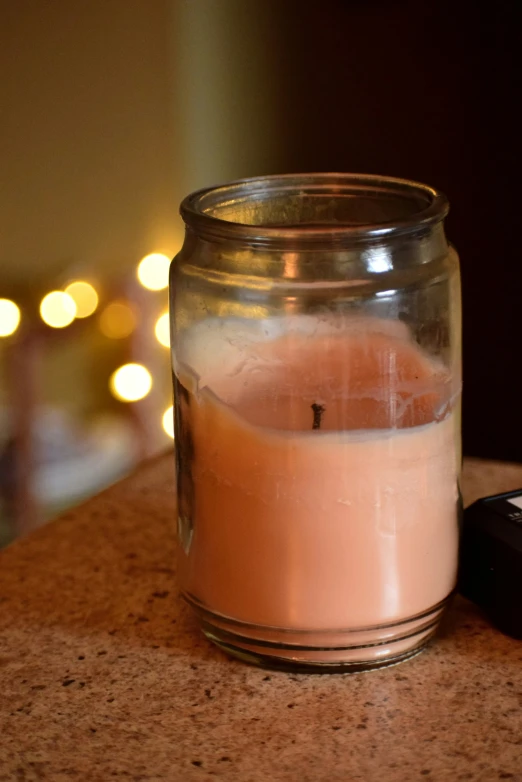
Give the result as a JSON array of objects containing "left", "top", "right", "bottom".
[{"left": 264, "top": 0, "right": 521, "bottom": 460}]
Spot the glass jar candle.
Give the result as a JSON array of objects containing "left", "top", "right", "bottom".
[{"left": 170, "top": 173, "right": 462, "bottom": 672}]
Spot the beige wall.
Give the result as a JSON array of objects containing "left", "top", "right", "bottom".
[
  {"left": 171, "top": 0, "right": 281, "bottom": 190},
  {"left": 1, "top": 0, "right": 180, "bottom": 291},
  {"left": 1, "top": 0, "right": 280, "bottom": 295}
]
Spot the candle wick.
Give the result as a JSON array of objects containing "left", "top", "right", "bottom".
[{"left": 311, "top": 403, "right": 326, "bottom": 430}]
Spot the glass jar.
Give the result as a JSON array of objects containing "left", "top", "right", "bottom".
[{"left": 170, "top": 173, "right": 462, "bottom": 672}]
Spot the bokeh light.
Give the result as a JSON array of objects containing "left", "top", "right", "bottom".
[
  {"left": 109, "top": 363, "right": 152, "bottom": 402},
  {"left": 40, "top": 291, "right": 77, "bottom": 328},
  {"left": 98, "top": 301, "right": 137, "bottom": 339},
  {"left": 65, "top": 281, "right": 98, "bottom": 318},
  {"left": 137, "top": 253, "right": 170, "bottom": 291},
  {"left": 154, "top": 312, "right": 170, "bottom": 347},
  {"left": 162, "top": 406, "right": 174, "bottom": 438},
  {"left": 0, "top": 299, "right": 21, "bottom": 337}
]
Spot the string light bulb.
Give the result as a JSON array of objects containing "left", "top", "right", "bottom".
[
  {"left": 65, "top": 281, "right": 98, "bottom": 318},
  {"left": 109, "top": 363, "right": 152, "bottom": 402},
  {"left": 0, "top": 298, "right": 21, "bottom": 337},
  {"left": 137, "top": 253, "right": 170, "bottom": 291},
  {"left": 40, "top": 291, "right": 77, "bottom": 328},
  {"left": 154, "top": 312, "right": 170, "bottom": 347},
  {"left": 99, "top": 301, "right": 137, "bottom": 339},
  {"left": 162, "top": 406, "right": 174, "bottom": 438}
]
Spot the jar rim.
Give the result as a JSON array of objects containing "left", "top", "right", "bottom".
[{"left": 180, "top": 173, "right": 449, "bottom": 247}]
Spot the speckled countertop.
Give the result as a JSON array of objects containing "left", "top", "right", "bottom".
[{"left": 1, "top": 456, "right": 521, "bottom": 782}]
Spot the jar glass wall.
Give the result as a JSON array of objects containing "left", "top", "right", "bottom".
[{"left": 170, "top": 174, "right": 462, "bottom": 671}]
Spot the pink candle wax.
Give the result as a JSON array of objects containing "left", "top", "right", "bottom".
[{"left": 176, "top": 317, "right": 459, "bottom": 643}]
